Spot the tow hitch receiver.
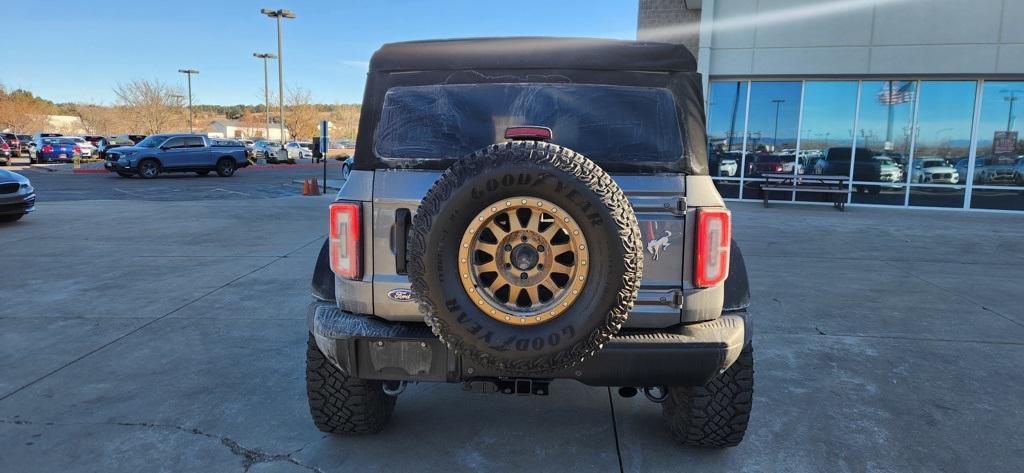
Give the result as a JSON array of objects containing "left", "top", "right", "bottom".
[{"left": 463, "top": 379, "right": 551, "bottom": 396}]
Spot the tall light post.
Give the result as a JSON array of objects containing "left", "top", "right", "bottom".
[
  {"left": 260, "top": 8, "right": 295, "bottom": 145},
  {"left": 1002, "top": 89, "right": 1022, "bottom": 132},
  {"left": 771, "top": 99, "right": 785, "bottom": 152},
  {"left": 177, "top": 69, "right": 199, "bottom": 133},
  {"left": 253, "top": 53, "right": 277, "bottom": 140}
]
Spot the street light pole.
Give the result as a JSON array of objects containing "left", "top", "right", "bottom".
[
  {"left": 261, "top": 8, "right": 295, "bottom": 147},
  {"left": 1002, "top": 90, "right": 1021, "bottom": 132},
  {"left": 178, "top": 69, "right": 199, "bottom": 133},
  {"left": 253, "top": 53, "right": 277, "bottom": 140},
  {"left": 771, "top": 99, "right": 785, "bottom": 152}
]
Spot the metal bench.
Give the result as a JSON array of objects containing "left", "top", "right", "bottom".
[{"left": 759, "top": 173, "right": 851, "bottom": 211}]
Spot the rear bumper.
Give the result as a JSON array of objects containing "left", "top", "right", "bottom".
[{"left": 308, "top": 302, "right": 748, "bottom": 387}]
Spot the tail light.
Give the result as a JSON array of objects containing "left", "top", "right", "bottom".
[
  {"left": 1, "top": 143, "right": 8, "bottom": 151},
  {"left": 73, "top": 146, "right": 81, "bottom": 153},
  {"left": 41, "top": 145, "right": 53, "bottom": 153},
  {"left": 694, "top": 208, "right": 730, "bottom": 288},
  {"left": 329, "top": 201, "right": 362, "bottom": 280},
  {"left": 10, "top": 139, "right": 18, "bottom": 146}
]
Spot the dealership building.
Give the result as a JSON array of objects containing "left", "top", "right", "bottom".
[{"left": 638, "top": 0, "right": 1024, "bottom": 212}]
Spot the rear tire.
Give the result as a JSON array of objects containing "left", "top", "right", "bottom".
[
  {"left": 662, "top": 343, "right": 754, "bottom": 448},
  {"left": 306, "top": 334, "right": 395, "bottom": 434},
  {"left": 215, "top": 159, "right": 236, "bottom": 177}
]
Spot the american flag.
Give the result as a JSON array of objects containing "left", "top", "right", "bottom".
[{"left": 877, "top": 81, "right": 915, "bottom": 105}]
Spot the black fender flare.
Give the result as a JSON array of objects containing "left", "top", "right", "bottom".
[
  {"left": 723, "top": 240, "right": 749, "bottom": 312},
  {"left": 312, "top": 239, "right": 335, "bottom": 302}
]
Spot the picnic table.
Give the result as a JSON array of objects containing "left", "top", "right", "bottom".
[{"left": 759, "top": 173, "right": 851, "bottom": 211}]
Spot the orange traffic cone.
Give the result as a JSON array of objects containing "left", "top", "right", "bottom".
[
  {"left": 302, "top": 178, "right": 311, "bottom": 195},
  {"left": 309, "top": 177, "right": 322, "bottom": 196}
]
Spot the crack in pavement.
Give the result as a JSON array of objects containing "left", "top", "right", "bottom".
[
  {"left": 0, "top": 418, "right": 326, "bottom": 473},
  {"left": 883, "top": 260, "right": 1024, "bottom": 329}
]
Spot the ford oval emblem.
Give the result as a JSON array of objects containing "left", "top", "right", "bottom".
[{"left": 387, "top": 288, "right": 414, "bottom": 302}]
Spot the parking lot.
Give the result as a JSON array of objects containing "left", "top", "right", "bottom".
[{"left": 2, "top": 169, "right": 1023, "bottom": 472}]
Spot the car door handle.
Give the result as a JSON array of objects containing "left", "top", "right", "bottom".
[{"left": 394, "top": 208, "right": 411, "bottom": 274}]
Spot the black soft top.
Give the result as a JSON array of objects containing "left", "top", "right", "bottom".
[
  {"left": 355, "top": 37, "right": 708, "bottom": 175},
  {"left": 369, "top": 37, "right": 697, "bottom": 73}
]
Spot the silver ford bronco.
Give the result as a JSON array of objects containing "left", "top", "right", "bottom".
[{"left": 307, "top": 37, "right": 753, "bottom": 448}]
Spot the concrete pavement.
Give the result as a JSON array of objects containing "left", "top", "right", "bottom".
[{"left": 1, "top": 184, "right": 1023, "bottom": 471}]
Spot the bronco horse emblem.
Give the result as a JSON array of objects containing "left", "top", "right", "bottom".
[{"left": 647, "top": 231, "right": 672, "bottom": 261}]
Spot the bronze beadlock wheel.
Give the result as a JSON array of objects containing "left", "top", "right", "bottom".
[
  {"left": 407, "top": 141, "right": 643, "bottom": 374},
  {"left": 458, "top": 197, "right": 589, "bottom": 326}
]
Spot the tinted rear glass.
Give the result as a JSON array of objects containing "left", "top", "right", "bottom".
[{"left": 375, "top": 83, "right": 683, "bottom": 164}]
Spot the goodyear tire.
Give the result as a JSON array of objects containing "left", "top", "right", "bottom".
[
  {"left": 662, "top": 343, "right": 754, "bottom": 448},
  {"left": 306, "top": 335, "right": 396, "bottom": 434},
  {"left": 407, "top": 141, "right": 643, "bottom": 374}
]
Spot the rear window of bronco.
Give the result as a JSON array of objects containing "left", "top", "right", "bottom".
[{"left": 374, "top": 83, "right": 683, "bottom": 164}]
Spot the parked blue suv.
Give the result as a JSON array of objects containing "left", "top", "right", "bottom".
[{"left": 103, "top": 134, "right": 249, "bottom": 179}]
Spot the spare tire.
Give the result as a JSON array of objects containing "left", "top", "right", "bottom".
[{"left": 407, "top": 141, "right": 643, "bottom": 374}]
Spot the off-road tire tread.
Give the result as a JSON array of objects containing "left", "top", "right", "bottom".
[
  {"left": 662, "top": 343, "right": 754, "bottom": 448},
  {"left": 406, "top": 141, "right": 643, "bottom": 374},
  {"left": 305, "top": 335, "right": 395, "bottom": 434}
]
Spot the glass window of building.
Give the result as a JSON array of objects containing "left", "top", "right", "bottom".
[
  {"left": 971, "top": 81, "right": 1024, "bottom": 211},
  {"left": 742, "top": 81, "right": 801, "bottom": 199},
  {"left": 706, "top": 81, "right": 748, "bottom": 198},
  {"left": 798, "top": 81, "right": 858, "bottom": 202},
  {"left": 907, "top": 81, "right": 976, "bottom": 208},
  {"left": 851, "top": 80, "right": 916, "bottom": 204}
]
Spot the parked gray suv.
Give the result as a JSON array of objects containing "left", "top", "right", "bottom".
[{"left": 307, "top": 37, "right": 753, "bottom": 448}]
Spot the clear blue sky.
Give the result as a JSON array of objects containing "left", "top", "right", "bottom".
[{"left": 6, "top": 0, "right": 638, "bottom": 105}]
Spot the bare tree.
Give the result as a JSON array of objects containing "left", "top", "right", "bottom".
[
  {"left": 285, "top": 87, "right": 320, "bottom": 141},
  {"left": 112, "top": 79, "right": 186, "bottom": 134},
  {"left": 329, "top": 103, "right": 361, "bottom": 140},
  {"left": 238, "top": 110, "right": 266, "bottom": 139},
  {"left": 66, "top": 103, "right": 125, "bottom": 136},
  {"left": 0, "top": 84, "right": 50, "bottom": 133}
]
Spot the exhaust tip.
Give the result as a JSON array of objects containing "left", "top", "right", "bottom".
[{"left": 618, "top": 386, "right": 638, "bottom": 398}]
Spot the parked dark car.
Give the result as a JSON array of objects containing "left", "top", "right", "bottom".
[
  {"left": 813, "top": 147, "right": 890, "bottom": 192},
  {"left": 0, "top": 138, "right": 12, "bottom": 165},
  {"left": 16, "top": 135, "right": 32, "bottom": 155},
  {"left": 83, "top": 135, "right": 105, "bottom": 146},
  {"left": 0, "top": 168, "right": 36, "bottom": 222},
  {"left": 103, "top": 133, "right": 249, "bottom": 178},
  {"left": 33, "top": 137, "right": 80, "bottom": 163},
  {"left": 1, "top": 133, "right": 24, "bottom": 157},
  {"left": 744, "top": 153, "right": 786, "bottom": 177},
  {"left": 96, "top": 136, "right": 136, "bottom": 160}
]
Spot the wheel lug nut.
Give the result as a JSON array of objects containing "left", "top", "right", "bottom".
[
  {"left": 521, "top": 236, "right": 528, "bottom": 242},
  {"left": 537, "top": 245, "right": 544, "bottom": 252},
  {"left": 504, "top": 244, "right": 512, "bottom": 251},
  {"left": 520, "top": 272, "right": 528, "bottom": 280},
  {"left": 505, "top": 263, "right": 512, "bottom": 269},
  {"left": 537, "top": 264, "right": 544, "bottom": 270}
]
